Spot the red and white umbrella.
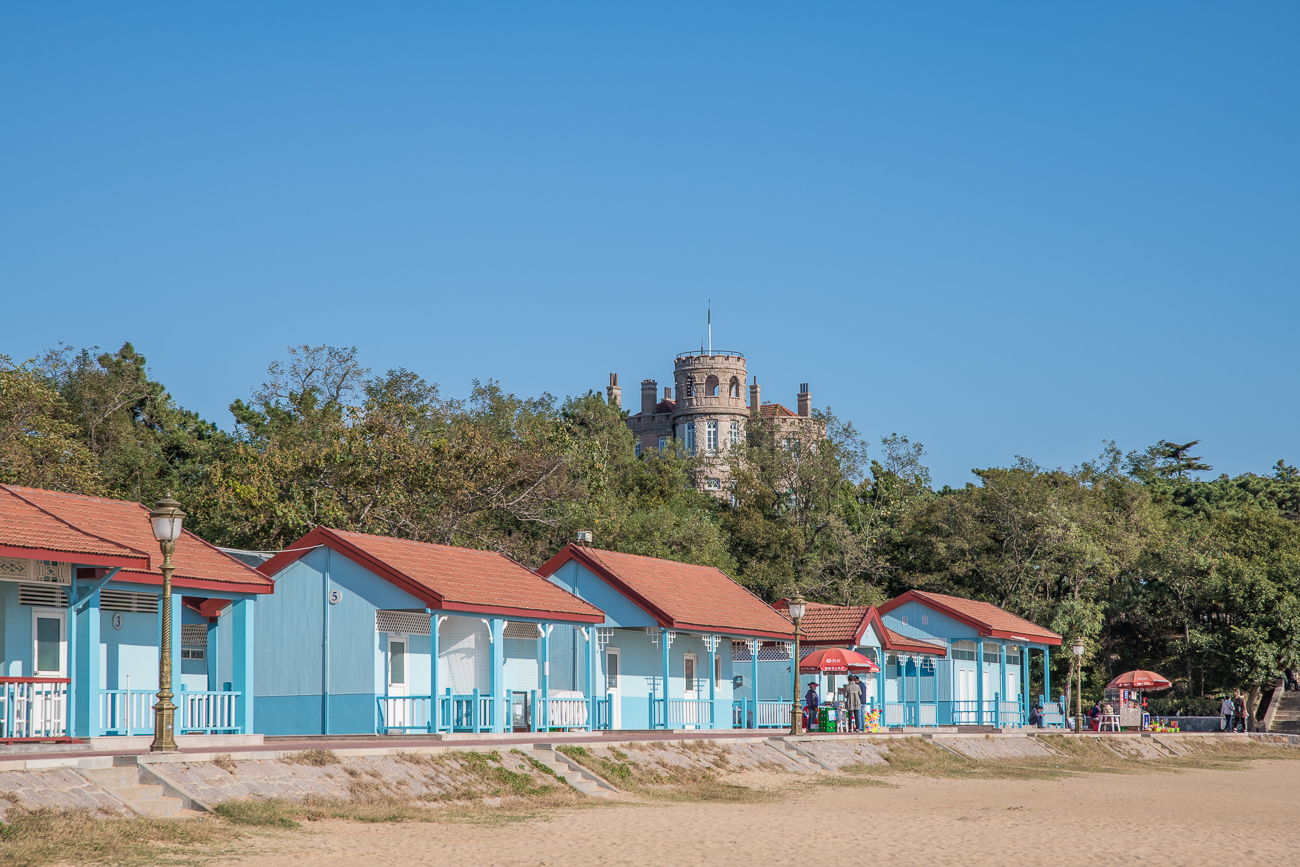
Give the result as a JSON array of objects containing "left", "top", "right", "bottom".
[
  {"left": 1106, "top": 670, "right": 1172, "bottom": 690},
  {"left": 798, "top": 647, "right": 880, "bottom": 675}
]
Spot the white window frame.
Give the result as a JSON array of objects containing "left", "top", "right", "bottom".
[
  {"left": 684, "top": 424, "right": 695, "bottom": 455},
  {"left": 31, "top": 608, "right": 67, "bottom": 677},
  {"left": 682, "top": 652, "right": 698, "bottom": 698},
  {"left": 729, "top": 420, "right": 740, "bottom": 446},
  {"left": 387, "top": 633, "right": 409, "bottom": 694},
  {"left": 658, "top": 435, "right": 668, "bottom": 453},
  {"left": 706, "top": 420, "right": 718, "bottom": 452}
]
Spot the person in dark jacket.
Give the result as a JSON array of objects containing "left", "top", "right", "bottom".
[{"left": 803, "top": 682, "right": 820, "bottom": 730}]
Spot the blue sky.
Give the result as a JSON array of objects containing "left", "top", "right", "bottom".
[{"left": 3, "top": 3, "right": 1296, "bottom": 487}]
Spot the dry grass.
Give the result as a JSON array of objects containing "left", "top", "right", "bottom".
[
  {"left": 279, "top": 749, "right": 340, "bottom": 766},
  {"left": 0, "top": 807, "right": 241, "bottom": 867},
  {"left": 211, "top": 753, "right": 238, "bottom": 774},
  {"left": 557, "top": 743, "right": 772, "bottom": 803}
]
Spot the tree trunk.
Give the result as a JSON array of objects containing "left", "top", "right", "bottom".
[{"left": 1246, "top": 684, "right": 1262, "bottom": 732}]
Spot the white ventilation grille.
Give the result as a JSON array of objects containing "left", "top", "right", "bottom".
[
  {"left": 731, "top": 640, "right": 794, "bottom": 662},
  {"left": 376, "top": 610, "right": 430, "bottom": 635},
  {"left": 504, "top": 621, "right": 541, "bottom": 640},
  {"left": 0, "top": 558, "right": 71, "bottom": 585},
  {"left": 181, "top": 624, "right": 208, "bottom": 647},
  {"left": 19, "top": 583, "right": 68, "bottom": 607},
  {"left": 100, "top": 589, "right": 160, "bottom": 614}
]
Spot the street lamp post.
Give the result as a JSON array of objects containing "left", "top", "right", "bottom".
[
  {"left": 149, "top": 497, "right": 186, "bottom": 753},
  {"left": 788, "top": 594, "right": 806, "bottom": 736},
  {"left": 1071, "top": 638, "right": 1086, "bottom": 736}
]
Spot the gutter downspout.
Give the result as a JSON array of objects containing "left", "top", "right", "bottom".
[{"left": 323, "top": 547, "right": 331, "bottom": 736}]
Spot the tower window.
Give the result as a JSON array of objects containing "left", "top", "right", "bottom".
[
  {"left": 729, "top": 377, "right": 741, "bottom": 398},
  {"left": 635, "top": 441, "right": 642, "bottom": 457},
  {"left": 658, "top": 435, "right": 668, "bottom": 453},
  {"left": 684, "top": 424, "right": 695, "bottom": 455},
  {"left": 729, "top": 420, "right": 740, "bottom": 446},
  {"left": 706, "top": 420, "right": 718, "bottom": 451},
  {"left": 705, "top": 375, "right": 720, "bottom": 397}
]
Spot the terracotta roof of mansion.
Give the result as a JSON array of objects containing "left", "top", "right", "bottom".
[{"left": 539, "top": 544, "right": 796, "bottom": 640}]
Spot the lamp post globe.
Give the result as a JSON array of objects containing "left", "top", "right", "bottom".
[
  {"left": 789, "top": 593, "right": 806, "bottom": 736},
  {"left": 148, "top": 496, "right": 186, "bottom": 753}
]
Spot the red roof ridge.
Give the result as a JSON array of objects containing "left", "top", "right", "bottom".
[{"left": 879, "top": 589, "right": 1061, "bottom": 644}]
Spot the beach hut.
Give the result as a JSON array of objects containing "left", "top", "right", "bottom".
[
  {"left": 0, "top": 485, "right": 271, "bottom": 742},
  {"left": 252, "top": 528, "right": 605, "bottom": 736},
  {"left": 537, "top": 544, "right": 796, "bottom": 730},
  {"left": 877, "top": 591, "right": 1062, "bottom": 727}
]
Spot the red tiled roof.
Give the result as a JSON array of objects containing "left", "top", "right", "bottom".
[
  {"left": 6, "top": 486, "right": 272, "bottom": 594},
  {"left": 881, "top": 626, "right": 948, "bottom": 656},
  {"left": 539, "top": 544, "right": 796, "bottom": 639},
  {"left": 879, "top": 590, "right": 1061, "bottom": 645},
  {"left": 772, "top": 600, "right": 871, "bottom": 645},
  {"left": 760, "top": 403, "right": 798, "bottom": 418},
  {"left": 0, "top": 486, "right": 148, "bottom": 569},
  {"left": 260, "top": 528, "right": 604, "bottom": 622}
]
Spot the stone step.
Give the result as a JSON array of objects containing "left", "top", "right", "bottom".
[
  {"left": 80, "top": 765, "right": 187, "bottom": 818},
  {"left": 527, "top": 748, "right": 614, "bottom": 798}
]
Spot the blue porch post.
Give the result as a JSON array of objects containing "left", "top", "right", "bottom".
[
  {"left": 998, "top": 642, "right": 1008, "bottom": 728},
  {"left": 1043, "top": 646, "right": 1051, "bottom": 703},
  {"left": 749, "top": 640, "right": 758, "bottom": 728},
  {"left": 876, "top": 659, "right": 885, "bottom": 720},
  {"left": 206, "top": 620, "right": 218, "bottom": 692},
  {"left": 707, "top": 636, "right": 716, "bottom": 730},
  {"left": 1022, "top": 646, "right": 1031, "bottom": 723},
  {"left": 429, "top": 612, "right": 439, "bottom": 733},
  {"left": 913, "top": 657, "right": 921, "bottom": 727},
  {"left": 976, "top": 641, "right": 985, "bottom": 725},
  {"left": 660, "top": 627, "right": 670, "bottom": 730},
  {"left": 586, "top": 627, "right": 596, "bottom": 731},
  {"left": 73, "top": 587, "right": 102, "bottom": 737},
  {"left": 490, "top": 618, "right": 505, "bottom": 733},
  {"left": 538, "top": 623, "right": 549, "bottom": 731},
  {"left": 231, "top": 597, "right": 254, "bottom": 734}
]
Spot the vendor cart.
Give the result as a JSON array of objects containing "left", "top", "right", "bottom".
[{"left": 1103, "top": 670, "right": 1172, "bottom": 731}]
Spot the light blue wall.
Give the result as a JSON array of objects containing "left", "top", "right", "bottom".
[
  {"left": 545, "top": 560, "right": 656, "bottom": 628},
  {"left": 882, "top": 599, "right": 978, "bottom": 641},
  {"left": 255, "top": 545, "right": 431, "bottom": 735}
]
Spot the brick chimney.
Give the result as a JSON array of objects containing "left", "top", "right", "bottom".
[
  {"left": 664, "top": 386, "right": 673, "bottom": 402},
  {"left": 606, "top": 373, "right": 621, "bottom": 409},
  {"left": 797, "top": 383, "right": 811, "bottom": 417},
  {"left": 749, "top": 377, "right": 761, "bottom": 414},
  {"left": 640, "top": 379, "right": 657, "bottom": 415}
]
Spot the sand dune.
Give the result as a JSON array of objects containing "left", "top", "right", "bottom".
[{"left": 208, "top": 760, "right": 1300, "bottom": 867}]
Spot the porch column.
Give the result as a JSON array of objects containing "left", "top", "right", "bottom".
[
  {"left": 1022, "top": 646, "right": 1031, "bottom": 719},
  {"left": 73, "top": 587, "right": 102, "bottom": 738},
  {"left": 876, "top": 658, "right": 885, "bottom": 718},
  {"left": 976, "top": 641, "right": 985, "bottom": 725},
  {"left": 586, "top": 626, "right": 596, "bottom": 731},
  {"left": 913, "top": 656, "right": 921, "bottom": 727},
  {"left": 749, "top": 641, "right": 758, "bottom": 727},
  {"left": 231, "top": 598, "right": 254, "bottom": 734},
  {"left": 490, "top": 618, "right": 505, "bottom": 733},
  {"left": 537, "top": 623, "right": 549, "bottom": 731},
  {"left": 707, "top": 636, "right": 716, "bottom": 730},
  {"left": 206, "top": 620, "right": 218, "bottom": 691},
  {"left": 998, "top": 642, "right": 1007, "bottom": 728},
  {"left": 1043, "top": 646, "right": 1051, "bottom": 703},
  {"left": 429, "top": 611, "right": 440, "bottom": 733},
  {"left": 660, "top": 627, "right": 670, "bottom": 730}
]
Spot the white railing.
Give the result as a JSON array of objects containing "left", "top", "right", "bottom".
[
  {"left": 884, "top": 703, "right": 906, "bottom": 726},
  {"left": 539, "top": 698, "right": 589, "bottom": 729},
  {"left": 755, "top": 700, "right": 793, "bottom": 728},
  {"left": 377, "top": 695, "right": 435, "bottom": 732},
  {"left": 998, "top": 700, "right": 1022, "bottom": 726},
  {"left": 665, "top": 698, "right": 712, "bottom": 728},
  {"left": 100, "top": 689, "right": 155, "bottom": 735},
  {"left": 920, "top": 704, "right": 937, "bottom": 726},
  {"left": 180, "top": 691, "right": 241, "bottom": 733},
  {"left": 0, "top": 678, "right": 70, "bottom": 741}
]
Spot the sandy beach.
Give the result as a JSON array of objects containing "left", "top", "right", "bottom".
[{"left": 206, "top": 759, "right": 1300, "bottom": 867}]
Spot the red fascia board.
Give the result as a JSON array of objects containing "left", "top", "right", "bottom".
[
  {"left": 538, "top": 545, "right": 674, "bottom": 628},
  {"left": 879, "top": 590, "right": 993, "bottom": 636},
  {"left": 114, "top": 572, "right": 273, "bottom": 596},
  {"left": 260, "top": 528, "right": 443, "bottom": 607},
  {"left": 880, "top": 590, "right": 1060, "bottom": 645},
  {"left": 0, "top": 544, "right": 148, "bottom": 571},
  {"left": 436, "top": 600, "right": 604, "bottom": 623}
]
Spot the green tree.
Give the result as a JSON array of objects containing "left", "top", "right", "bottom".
[{"left": 0, "top": 355, "right": 104, "bottom": 493}]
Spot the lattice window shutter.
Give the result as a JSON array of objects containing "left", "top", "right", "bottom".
[
  {"left": 100, "top": 590, "right": 160, "bottom": 614},
  {"left": 376, "top": 610, "right": 431, "bottom": 635},
  {"left": 181, "top": 624, "right": 208, "bottom": 647},
  {"left": 504, "top": 621, "right": 541, "bottom": 640},
  {"left": 18, "top": 584, "right": 69, "bottom": 608}
]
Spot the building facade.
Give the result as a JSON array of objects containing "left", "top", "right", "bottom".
[{"left": 606, "top": 350, "right": 824, "bottom": 492}]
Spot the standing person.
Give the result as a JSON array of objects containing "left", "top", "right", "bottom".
[
  {"left": 1287, "top": 668, "right": 1297, "bottom": 692},
  {"left": 1220, "top": 695, "right": 1235, "bottom": 732},
  {"left": 843, "top": 674, "right": 862, "bottom": 732},
  {"left": 804, "top": 681, "right": 820, "bottom": 731},
  {"left": 855, "top": 675, "right": 868, "bottom": 733},
  {"left": 1233, "top": 692, "right": 1247, "bottom": 732}
]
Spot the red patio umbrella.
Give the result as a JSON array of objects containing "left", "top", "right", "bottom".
[
  {"left": 1106, "top": 670, "right": 1172, "bottom": 690},
  {"left": 798, "top": 647, "right": 880, "bottom": 675}
]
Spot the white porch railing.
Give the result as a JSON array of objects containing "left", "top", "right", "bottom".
[
  {"left": 101, "top": 689, "right": 243, "bottom": 736},
  {"left": 664, "top": 698, "right": 712, "bottom": 728},
  {"left": 538, "top": 697, "right": 589, "bottom": 729},
  {"left": 0, "top": 678, "right": 70, "bottom": 741},
  {"left": 377, "top": 696, "right": 436, "bottom": 732}
]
